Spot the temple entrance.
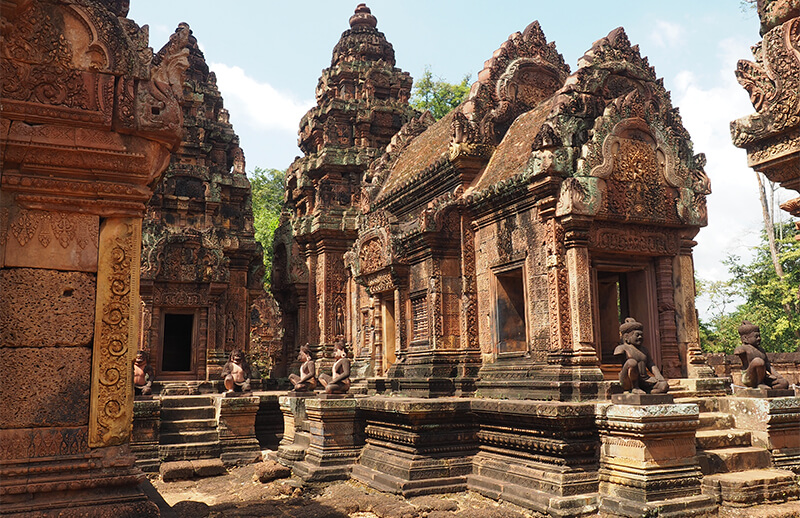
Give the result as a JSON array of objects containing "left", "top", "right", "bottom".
[
  {"left": 161, "top": 313, "right": 195, "bottom": 375},
  {"left": 592, "top": 260, "right": 660, "bottom": 379}
]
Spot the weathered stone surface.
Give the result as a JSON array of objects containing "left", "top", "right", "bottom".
[
  {"left": 193, "top": 458, "right": 227, "bottom": 477},
  {"left": 0, "top": 268, "right": 95, "bottom": 348},
  {"left": 0, "top": 346, "right": 91, "bottom": 428},
  {"left": 598, "top": 402, "right": 716, "bottom": 516},
  {"left": 0, "top": 203, "right": 100, "bottom": 272},
  {"left": 0, "top": 0, "right": 186, "bottom": 513},
  {"left": 255, "top": 460, "right": 291, "bottom": 483},
  {"left": 161, "top": 460, "right": 194, "bottom": 481}
]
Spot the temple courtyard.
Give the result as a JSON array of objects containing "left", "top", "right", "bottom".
[{"left": 2, "top": 1, "right": 800, "bottom": 517}]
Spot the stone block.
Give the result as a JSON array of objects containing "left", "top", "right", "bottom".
[
  {"left": 703, "top": 468, "right": 799, "bottom": 507},
  {"left": 611, "top": 393, "right": 674, "bottom": 405},
  {"left": 217, "top": 395, "right": 261, "bottom": 466},
  {"left": 192, "top": 458, "right": 226, "bottom": 477},
  {"left": 292, "top": 396, "right": 364, "bottom": 483},
  {"left": 353, "top": 396, "right": 476, "bottom": 496},
  {"left": 0, "top": 205, "right": 99, "bottom": 273},
  {"left": 0, "top": 268, "right": 95, "bottom": 348},
  {"left": 255, "top": 459, "right": 292, "bottom": 483},
  {"left": 160, "top": 460, "right": 194, "bottom": 481},
  {"left": 0, "top": 346, "right": 91, "bottom": 428},
  {"left": 698, "top": 447, "right": 771, "bottom": 475}
]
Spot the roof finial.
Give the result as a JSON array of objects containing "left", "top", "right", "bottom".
[{"left": 349, "top": 4, "right": 377, "bottom": 29}]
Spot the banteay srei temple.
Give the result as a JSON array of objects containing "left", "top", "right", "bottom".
[{"left": 3, "top": 0, "right": 800, "bottom": 517}]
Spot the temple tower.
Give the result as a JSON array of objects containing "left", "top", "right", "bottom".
[
  {"left": 272, "top": 4, "right": 417, "bottom": 375},
  {"left": 139, "top": 26, "right": 265, "bottom": 384}
]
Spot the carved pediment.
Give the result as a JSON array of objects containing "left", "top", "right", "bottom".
[{"left": 458, "top": 21, "right": 569, "bottom": 146}]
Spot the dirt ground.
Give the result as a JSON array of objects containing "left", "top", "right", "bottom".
[{"left": 144, "top": 461, "right": 540, "bottom": 518}]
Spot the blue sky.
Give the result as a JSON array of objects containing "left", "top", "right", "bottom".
[{"left": 127, "top": 1, "right": 783, "bottom": 319}]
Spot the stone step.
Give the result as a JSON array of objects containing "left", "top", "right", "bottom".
[
  {"left": 160, "top": 430, "right": 219, "bottom": 445},
  {"left": 160, "top": 418, "right": 217, "bottom": 433},
  {"left": 698, "top": 446, "right": 772, "bottom": 475},
  {"left": 160, "top": 406, "right": 216, "bottom": 421},
  {"left": 703, "top": 468, "right": 800, "bottom": 507},
  {"left": 696, "top": 429, "right": 752, "bottom": 449},
  {"left": 699, "top": 411, "right": 736, "bottom": 430},
  {"left": 159, "top": 441, "right": 221, "bottom": 462},
  {"left": 160, "top": 395, "right": 216, "bottom": 408}
]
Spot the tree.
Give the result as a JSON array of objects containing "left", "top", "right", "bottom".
[
  {"left": 410, "top": 66, "right": 471, "bottom": 120},
  {"left": 699, "top": 222, "right": 800, "bottom": 353},
  {"left": 250, "top": 167, "right": 285, "bottom": 287}
]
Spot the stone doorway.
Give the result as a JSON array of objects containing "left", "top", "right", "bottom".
[
  {"left": 161, "top": 312, "right": 196, "bottom": 377},
  {"left": 593, "top": 260, "right": 660, "bottom": 379}
]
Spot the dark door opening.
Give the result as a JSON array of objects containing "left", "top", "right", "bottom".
[
  {"left": 162, "top": 313, "right": 194, "bottom": 372},
  {"left": 495, "top": 267, "right": 527, "bottom": 354},
  {"left": 594, "top": 264, "right": 660, "bottom": 376}
]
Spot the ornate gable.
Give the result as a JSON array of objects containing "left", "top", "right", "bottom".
[{"left": 541, "top": 28, "right": 709, "bottom": 228}]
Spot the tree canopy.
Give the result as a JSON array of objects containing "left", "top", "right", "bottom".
[
  {"left": 249, "top": 167, "right": 285, "bottom": 288},
  {"left": 699, "top": 221, "right": 800, "bottom": 353},
  {"left": 410, "top": 66, "right": 471, "bottom": 120}
]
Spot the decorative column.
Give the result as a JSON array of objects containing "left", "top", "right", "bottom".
[
  {"left": 0, "top": 2, "right": 188, "bottom": 515},
  {"left": 673, "top": 232, "right": 719, "bottom": 386},
  {"left": 539, "top": 215, "right": 604, "bottom": 400}
]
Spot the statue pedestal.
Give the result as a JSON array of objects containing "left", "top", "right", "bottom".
[
  {"left": 292, "top": 396, "right": 363, "bottom": 482},
  {"left": 721, "top": 395, "right": 800, "bottom": 472},
  {"left": 598, "top": 402, "right": 716, "bottom": 517},
  {"left": 218, "top": 396, "right": 261, "bottom": 466}
]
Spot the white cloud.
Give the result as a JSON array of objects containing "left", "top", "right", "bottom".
[
  {"left": 650, "top": 20, "right": 685, "bottom": 48},
  {"left": 670, "top": 37, "right": 799, "bottom": 318},
  {"left": 209, "top": 62, "right": 314, "bottom": 133}
]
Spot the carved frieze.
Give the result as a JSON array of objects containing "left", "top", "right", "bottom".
[
  {"left": 589, "top": 224, "right": 680, "bottom": 256},
  {"left": 0, "top": 207, "right": 99, "bottom": 271},
  {"left": 89, "top": 219, "right": 141, "bottom": 447}
]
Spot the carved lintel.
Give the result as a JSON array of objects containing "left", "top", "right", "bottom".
[{"left": 89, "top": 218, "right": 141, "bottom": 447}]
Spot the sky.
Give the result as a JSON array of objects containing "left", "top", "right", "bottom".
[{"left": 126, "top": 1, "right": 788, "bottom": 319}]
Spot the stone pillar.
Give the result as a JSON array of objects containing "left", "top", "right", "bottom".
[
  {"left": 218, "top": 395, "right": 262, "bottom": 466},
  {"left": 597, "top": 400, "right": 716, "bottom": 517},
  {"left": 539, "top": 216, "right": 604, "bottom": 400},
  {"left": 0, "top": 2, "right": 188, "bottom": 514},
  {"left": 673, "top": 233, "right": 718, "bottom": 383},
  {"left": 292, "top": 396, "right": 363, "bottom": 482}
]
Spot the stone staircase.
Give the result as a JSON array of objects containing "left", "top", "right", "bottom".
[
  {"left": 678, "top": 396, "right": 800, "bottom": 511},
  {"left": 158, "top": 395, "right": 221, "bottom": 462}
]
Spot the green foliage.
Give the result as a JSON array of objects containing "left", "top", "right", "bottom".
[
  {"left": 410, "top": 66, "right": 471, "bottom": 120},
  {"left": 250, "top": 167, "right": 285, "bottom": 288},
  {"left": 699, "top": 222, "right": 800, "bottom": 353}
]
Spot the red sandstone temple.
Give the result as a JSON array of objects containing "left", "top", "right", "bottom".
[
  {"left": 138, "top": 27, "right": 265, "bottom": 386},
  {"left": 274, "top": 6, "right": 716, "bottom": 399}
]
